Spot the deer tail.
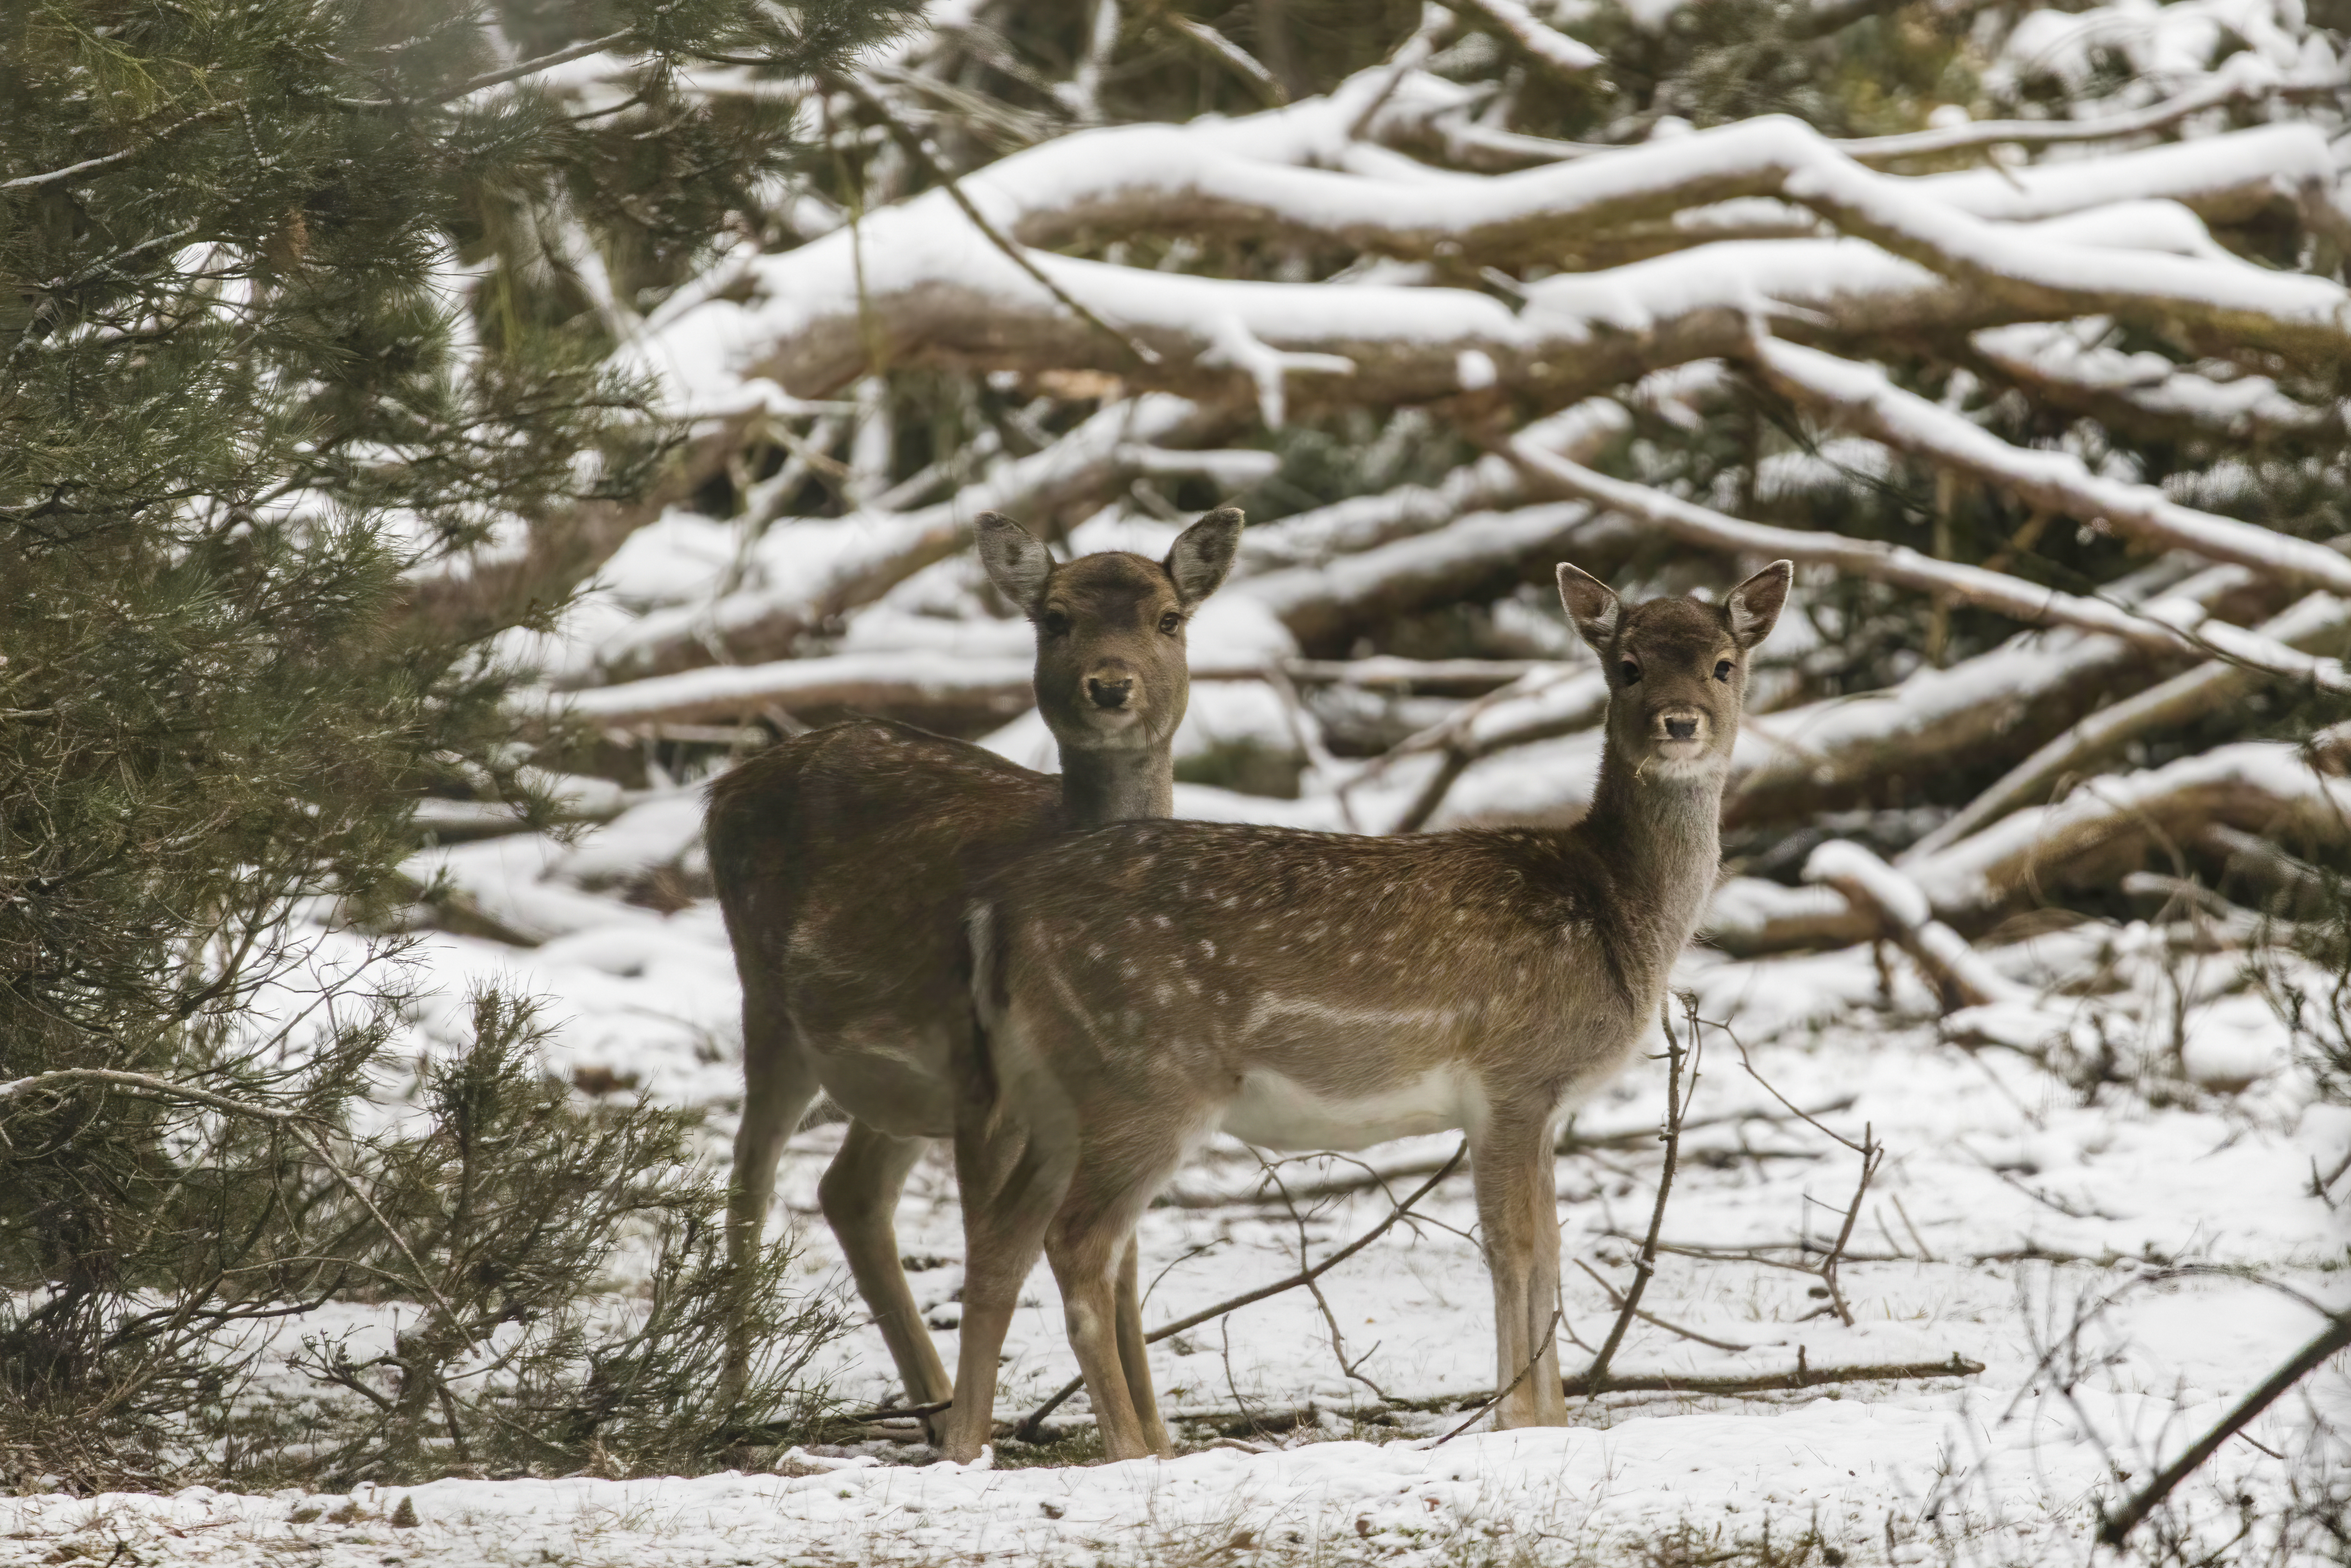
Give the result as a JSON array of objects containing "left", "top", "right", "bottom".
[{"left": 957, "top": 897, "right": 1006, "bottom": 1115}]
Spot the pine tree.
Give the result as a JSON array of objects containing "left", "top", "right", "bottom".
[{"left": 0, "top": 0, "right": 907, "bottom": 1484}]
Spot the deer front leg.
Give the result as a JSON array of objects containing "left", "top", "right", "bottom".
[
  {"left": 1527, "top": 1158, "right": 1568, "bottom": 1426},
  {"left": 724, "top": 1002, "right": 820, "bottom": 1408},
  {"left": 1471, "top": 1122, "right": 1561, "bottom": 1430},
  {"left": 820, "top": 1122, "right": 952, "bottom": 1436},
  {"left": 939, "top": 1105, "right": 1066, "bottom": 1464},
  {"left": 1114, "top": 1238, "right": 1171, "bottom": 1457}
]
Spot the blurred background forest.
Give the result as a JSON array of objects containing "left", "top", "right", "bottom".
[{"left": 3, "top": 1, "right": 2348, "bottom": 1558}]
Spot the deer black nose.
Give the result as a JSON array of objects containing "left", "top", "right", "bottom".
[
  {"left": 1665, "top": 717, "right": 1697, "bottom": 741},
  {"left": 1087, "top": 677, "right": 1132, "bottom": 710}
]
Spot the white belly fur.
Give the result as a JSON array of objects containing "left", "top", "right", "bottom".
[{"left": 1219, "top": 1065, "right": 1482, "bottom": 1152}]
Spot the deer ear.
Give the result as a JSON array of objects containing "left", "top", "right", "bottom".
[
  {"left": 1165, "top": 506, "right": 1244, "bottom": 606},
  {"left": 1555, "top": 563, "right": 1621, "bottom": 654},
  {"left": 1725, "top": 559, "right": 1793, "bottom": 649},
  {"left": 976, "top": 512, "right": 1056, "bottom": 612}
]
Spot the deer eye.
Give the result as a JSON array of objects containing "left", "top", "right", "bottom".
[
  {"left": 1618, "top": 660, "right": 1641, "bottom": 685},
  {"left": 1714, "top": 658, "right": 1733, "bottom": 683},
  {"left": 1042, "top": 610, "right": 1071, "bottom": 637},
  {"left": 1159, "top": 610, "right": 1183, "bottom": 636}
]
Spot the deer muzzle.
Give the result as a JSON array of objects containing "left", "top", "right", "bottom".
[{"left": 1652, "top": 707, "right": 1708, "bottom": 746}]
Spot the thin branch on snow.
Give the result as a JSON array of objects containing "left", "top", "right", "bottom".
[
  {"left": 2100, "top": 1310, "right": 2351, "bottom": 1546},
  {"left": 1582, "top": 999, "right": 1697, "bottom": 1391},
  {"left": 1158, "top": 14, "right": 1288, "bottom": 107}
]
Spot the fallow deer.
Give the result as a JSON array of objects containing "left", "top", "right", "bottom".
[
  {"left": 940, "top": 559, "right": 1792, "bottom": 1462},
  {"left": 706, "top": 507, "right": 1244, "bottom": 1427}
]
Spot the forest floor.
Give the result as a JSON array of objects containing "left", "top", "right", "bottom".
[{"left": 3, "top": 803, "right": 2346, "bottom": 1566}]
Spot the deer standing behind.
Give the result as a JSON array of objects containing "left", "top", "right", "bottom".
[
  {"left": 941, "top": 559, "right": 1792, "bottom": 1463},
  {"left": 705, "top": 507, "right": 1243, "bottom": 1427}
]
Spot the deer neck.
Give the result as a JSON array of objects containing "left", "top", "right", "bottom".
[
  {"left": 1578, "top": 730, "right": 1726, "bottom": 958},
  {"left": 1058, "top": 739, "right": 1176, "bottom": 827}
]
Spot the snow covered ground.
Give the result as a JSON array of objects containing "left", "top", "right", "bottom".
[{"left": 5, "top": 798, "right": 2345, "bottom": 1566}]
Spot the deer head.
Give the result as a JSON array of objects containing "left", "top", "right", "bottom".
[
  {"left": 1557, "top": 559, "right": 1792, "bottom": 785},
  {"left": 977, "top": 507, "right": 1243, "bottom": 757}
]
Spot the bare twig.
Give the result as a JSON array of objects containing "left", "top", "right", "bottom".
[
  {"left": 1581, "top": 998, "right": 1697, "bottom": 1390},
  {"left": 1433, "top": 1307, "right": 1563, "bottom": 1444},
  {"left": 830, "top": 73, "right": 1162, "bottom": 367},
  {"left": 1814, "top": 1124, "right": 1883, "bottom": 1328},
  {"left": 1260, "top": 1154, "right": 1391, "bottom": 1401},
  {"left": 1574, "top": 1258, "right": 1765, "bottom": 1354}
]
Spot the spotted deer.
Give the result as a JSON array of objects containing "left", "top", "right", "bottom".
[
  {"left": 940, "top": 559, "right": 1792, "bottom": 1462},
  {"left": 706, "top": 507, "right": 1244, "bottom": 1425}
]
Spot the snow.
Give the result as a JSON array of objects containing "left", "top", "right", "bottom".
[{"left": 7, "top": 858, "right": 2345, "bottom": 1561}]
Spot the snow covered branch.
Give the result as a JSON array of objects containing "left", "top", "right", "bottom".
[
  {"left": 1750, "top": 339, "right": 2351, "bottom": 596},
  {"left": 1500, "top": 434, "right": 2351, "bottom": 690}
]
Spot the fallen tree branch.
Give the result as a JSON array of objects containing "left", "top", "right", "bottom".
[
  {"left": 1717, "top": 739, "right": 2351, "bottom": 955},
  {"left": 1846, "top": 57, "right": 2330, "bottom": 166},
  {"left": 1909, "top": 591, "right": 2351, "bottom": 857},
  {"left": 1751, "top": 338, "right": 2351, "bottom": 597},
  {"left": 1500, "top": 436, "right": 2351, "bottom": 690},
  {"left": 1235, "top": 399, "right": 1630, "bottom": 577},
  {"left": 1804, "top": 841, "right": 2034, "bottom": 1010},
  {"left": 1247, "top": 503, "right": 1640, "bottom": 653},
  {"left": 1141, "top": 1352, "right": 1987, "bottom": 1435},
  {"left": 1560, "top": 1350, "right": 1983, "bottom": 1399},
  {"left": 1969, "top": 323, "right": 2341, "bottom": 447},
  {"left": 1911, "top": 741, "right": 2351, "bottom": 932},
  {"left": 582, "top": 395, "right": 1227, "bottom": 684},
  {"left": 398, "top": 413, "right": 749, "bottom": 648},
  {"left": 566, "top": 651, "right": 1035, "bottom": 730},
  {"left": 1012, "top": 1141, "right": 1469, "bottom": 1441}
]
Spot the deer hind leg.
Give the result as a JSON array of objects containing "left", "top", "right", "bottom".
[
  {"left": 820, "top": 1121, "right": 952, "bottom": 1434},
  {"left": 1044, "top": 1122, "right": 1193, "bottom": 1463},
  {"left": 938, "top": 1105, "right": 1071, "bottom": 1464},
  {"left": 1113, "top": 1238, "right": 1170, "bottom": 1458},
  {"left": 725, "top": 994, "right": 822, "bottom": 1405},
  {"left": 1471, "top": 1120, "right": 1564, "bottom": 1430}
]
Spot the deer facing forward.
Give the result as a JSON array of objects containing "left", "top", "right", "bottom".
[
  {"left": 940, "top": 559, "right": 1792, "bottom": 1463},
  {"left": 706, "top": 508, "right": 1242, "bottom": 1429}
]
